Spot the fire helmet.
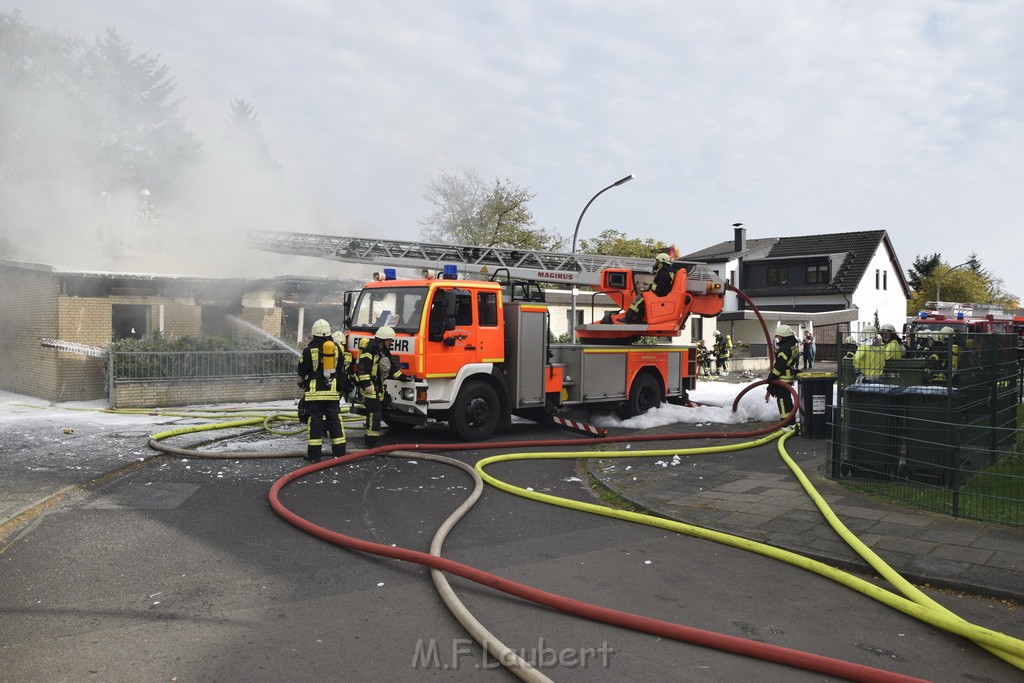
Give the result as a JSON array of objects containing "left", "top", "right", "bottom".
[
  {"left": 775, "top": 324, "right": 795, "bottom": 337},
  {"left": 880, "top": 323, "right": 897, "bottom": 334},
  {"left": 861, "top": 325, "right": 878, "bottom": 337},
  {"left": 655, "top": 253, "right": 671, "bottom": 265},
  {"left": 375, "top": 326, "right": 396, "bottom": 340},
  {"left": 311, "top": 319, "right": 331, "bottom": 337}
]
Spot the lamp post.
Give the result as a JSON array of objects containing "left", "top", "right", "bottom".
[
  {"left": 568, "top": 174, "right": 635, "bottom": 341},
  {"left": 936, "top": 258, "right": 977, "bottom": 303}
]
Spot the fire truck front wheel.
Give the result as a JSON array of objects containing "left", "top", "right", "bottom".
[{"left": 450, "top": 380, "right": 501, "bottom": 441}]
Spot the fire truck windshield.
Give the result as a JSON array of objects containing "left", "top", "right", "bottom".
[{"left": 350, "top": 286, "right": 429, "bottom": 334}]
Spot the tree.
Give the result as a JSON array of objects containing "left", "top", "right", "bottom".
[
  {"left": 225, "top": 99, "right": 281, "bottom": 174},
  {"left": 0, "top": 13, "right": 201, "bottom": 257},
  {"left": 419, "top": 169, "right": 564, "bottom": 251},
  {"left": 906, "top": 253, "right": 941, "bottom": 291},
  {"left": 578, "top": 228, "right": 674, "bottom": 259},
  {"left": 81, "top": 27, "right": 200, "bottom": 194},
  {"left": 906, "top": 257, "right": 1019, "bottom": 313}
]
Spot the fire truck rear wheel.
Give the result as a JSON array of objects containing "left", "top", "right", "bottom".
[
  {"left": 451, "top": 380, "right": 500, "bottom": 441},
  {"left": 620, "top": 373, "right": 662, "bottom": 419}
]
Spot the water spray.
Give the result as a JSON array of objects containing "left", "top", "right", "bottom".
[{"left": 227, "top": 315, "right": 301, "bottom": 357}]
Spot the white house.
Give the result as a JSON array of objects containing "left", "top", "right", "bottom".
[{"left": 681, "top": 225, "right": 911, "bottom": 360}]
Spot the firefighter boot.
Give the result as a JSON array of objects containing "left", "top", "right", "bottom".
[
  {"left": 304, "top": 446, "right": 322, "bottom": 463},
  {"left": 364, "top": 436, "right": 380, "bottom": 450},
  {"left": 332, "top": 442, "right": 346, "bottom": 457}
]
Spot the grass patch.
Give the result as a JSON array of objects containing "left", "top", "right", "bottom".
[
  {"left": 841, "top": 446, "right": 1024, "bottom": 527},
  {"left": 576, "top": 458, "right": 648, "bottom": 513}
]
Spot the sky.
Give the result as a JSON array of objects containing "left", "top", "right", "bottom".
[{"left": 6, "top": 1, "right": 1024, "bottom": 297}]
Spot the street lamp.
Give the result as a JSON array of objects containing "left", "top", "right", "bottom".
[
  {"left": 568, "top": 174, "right": 635, "bottom": 341},
  {"left": 936, "top": 258, "right": 978, "bottom": 303}
]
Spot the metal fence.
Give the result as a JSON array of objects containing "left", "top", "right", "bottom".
[
  {"left": 108, "top": 350, "right": 297, "bottom": 386},
  {"left": 827, "top": 332, "right": 1023, "bottom": 526}
]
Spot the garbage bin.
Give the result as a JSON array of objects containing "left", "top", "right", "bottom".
[
  {"left": 842, "top": 384, "right": 901, "bottom": 479},
  {"left": 797, "top": 372, "right": 836, "bottom": 439},
  {"left": 901, "top": 385, "right": 962, "bottom": 486}
]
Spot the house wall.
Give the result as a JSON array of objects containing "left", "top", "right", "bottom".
[
  {"left": 0, "top": 263, "right": 61, "bottom": 399},
  {"left": 850, "top": 244, "right": 907, "bottom": 333}
]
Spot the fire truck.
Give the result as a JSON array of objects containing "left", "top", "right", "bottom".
[
  {"left": 906, "top": 302, "right": 1015, "bottom": 339},
  {"left": 247, "top": 230, "right": 726, "bottom": 440}
]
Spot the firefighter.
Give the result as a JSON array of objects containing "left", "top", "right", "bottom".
[
  {"left": 842, "top": 335, "right": 857, "bottom": 360},
  {"left": 767, "top": 325, "right": 800, "bottom": 423},
  {"left": 356, "top": 326, "right": 411, "bottom": 448},
  {"left": 623, "top": 253, "right": 674, "bottom": 323},
  {"left": 297, "top": 319, "right": 345, "bottom": 462},
  {"left": 697, "top": 339, "right": 714, "bottom": 377},
  {"left": 879, "top": 323, "right": 904, "bottom": 362},
  {"left": 854, "top": 325, "right": 885, "bottom": 383},
  {"left": 712, "top": 329, "right": 732, "bottom": 375},
  {"left": 925, "top": 326, "right": 960, "bottom": 385}
]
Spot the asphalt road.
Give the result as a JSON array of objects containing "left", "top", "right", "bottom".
[{"left": 1, "top": 413, "right": 1022, "bottom": 681}]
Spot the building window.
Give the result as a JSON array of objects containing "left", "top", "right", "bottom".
[
  {"left": 729, "top": 270, "right": 736, "bottom": 286},
  {"left": 875, "top": 269, "right": 880, "bottom": 289},
  {"left": 112, "top": 304, "right": 149, "bottom": 340},
  {"left": 806, "top": 264, "right": 829, "bottom": 284},
  {"left": 883, "top": 270, "right": 888, "bottom": 290},
  {"left": 767, "top": 267, "right": 789, "bottom": 286}
]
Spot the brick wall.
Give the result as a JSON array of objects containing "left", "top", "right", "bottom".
[
  {"left": 158, "top": 301, "right": 202, "bottom": 337},
  {"left": 239, "top": 307, "right": 283, "bottom": 337},
  {"left": 112, "top": 377, "right": 299, "bottom": 408},
  {"left": 0, "top": 263, "right": 61, "bottom": 398}
]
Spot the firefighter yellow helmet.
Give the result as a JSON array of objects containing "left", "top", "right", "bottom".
[
  {"left": 375, "top": 326, "right": 396, "bottom": 340},
  {"left": 775, "top": 324, "right": 794, "bottom": 337},
  {"left": 311, "top": 319, "right": 331, "bottom": 337},
  {"left": 655, "top": 253, "right": 671, "bottom": 265}
]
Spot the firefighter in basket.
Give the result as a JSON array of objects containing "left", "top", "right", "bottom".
[
  {"left": 356, "top": 326, "right": 411, "bottom": 449},
  {"left": 623, "top": 253, "right": 675, "bottom": 323}
]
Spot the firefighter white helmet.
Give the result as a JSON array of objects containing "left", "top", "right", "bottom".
[
  {"left": 938, "top": 326, "right": 955, "bottom": 340},
  {"left": 861, "top": 325, "right": 878, "bottom": 337},
  {"left": 880, "top": 323, "right": 897, "bottom": 334},
  {"left": 775, "top": 324, "right": 795, "bottom": 338},
  {"left": 375, "top": 326, "right": 396, "bottom": 340},
  {"left": 311, "top": 319, "right": 331, "bottom": 337},
  {"left": 331, "top": 330, "right": 346, "bottom": 346},
  {"left": 844, "top": 336, "right": 856, "bottom": 345}
]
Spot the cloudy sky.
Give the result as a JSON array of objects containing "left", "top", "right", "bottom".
[{"left": 9, "top": 1, "right": 1024, "bottom": 296}]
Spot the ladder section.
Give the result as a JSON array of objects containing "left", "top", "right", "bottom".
[{"left": 245, "top": 229, "right": 656, "bottom": 286}]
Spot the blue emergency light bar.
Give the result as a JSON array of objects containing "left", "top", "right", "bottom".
[
  {"left": 442, "top": 264, "right": 458, "bottom": 280},
  {"left": 383, "top": 268, "right": 397, "bottom": 280}
]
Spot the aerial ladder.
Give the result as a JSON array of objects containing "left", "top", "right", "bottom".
[{"left": 245, "top": 229, "right": 726, "bottom": 342}]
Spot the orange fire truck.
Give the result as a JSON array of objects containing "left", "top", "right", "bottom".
[{"left": 248, "top": 230, "right": 726, "bottom": 440}]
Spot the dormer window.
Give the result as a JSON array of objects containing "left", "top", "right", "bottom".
[
  {"left": 806, "top": 264, "right": 829, "bottom": 284},
  {"left": 767, "top": 266, "right": 789, "bottom": 285}
]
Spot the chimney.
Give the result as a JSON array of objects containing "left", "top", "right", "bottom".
[{"left": 732, "top": 223, "right": 746, "bottom": 251}]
